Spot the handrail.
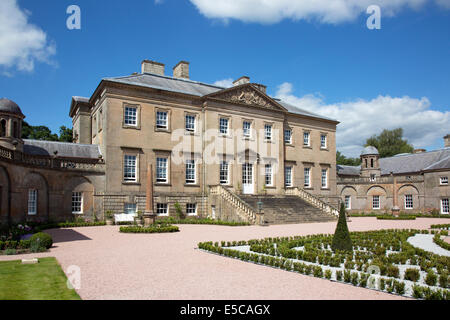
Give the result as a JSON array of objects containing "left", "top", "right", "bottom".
[
  {"left": 286, "top": 187, "right": 339, "bottom": 217},
  {"left": 209, "top": 185, "right": 261, "bottom": 224}
]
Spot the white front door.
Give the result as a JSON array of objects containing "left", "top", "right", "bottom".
[{"left": 242, "top": 163, "right": 254, "bottom": 194}]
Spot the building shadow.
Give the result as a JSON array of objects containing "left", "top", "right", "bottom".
[{"left": 46, "top": 228, "right": 92, "bottom": 244}]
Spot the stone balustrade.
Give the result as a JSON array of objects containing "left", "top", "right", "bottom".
[{"left": 286, "top": 187, "right": 339, "bottom": 217}]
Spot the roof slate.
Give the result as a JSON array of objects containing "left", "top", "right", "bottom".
[{"left": 23, "top": 139, "right": 102, "bottom": 159}]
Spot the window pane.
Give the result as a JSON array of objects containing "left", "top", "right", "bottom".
[
  {"left": 373, "top": 195, "right": 380, "bottom": 209},
  {"left": 185, "top": 115, "right": 195, "bottom": 131},
  {"left": 265, "top": 125, "right": 272, "bottom": 140},
  {"left": 28, "top": 189, "right": 37, "bottom": 215},
  {"left": 441, "top": 199, "right": 449, "bottom": 214},
  {"left": 265, "top": 164, "right": 272, "bottom": 186},
  {"left": 220, "top": 161, "right": 229, "bottom": 184},
  {"left": 125, "top": 107, "right": 137, "bottom": 126},
  {"left": 243, "top": 121, "right": 251, "bottom": 137},
  {"left": 405, "top": 195, "right": 413, "bottom": 209},
  {"left": 303, "top": 132, "right": 310, "bottom": 146},
  {"left": 219, "top": 118, "right": 228, "bottom": 134},
  {"left": 321, "top": 135, "right": 327, "bottom": 148},
  {"left": 124, "top": 155, "right": 137, "bottom": 181},
  {"left": 345, "top": 196, "right": 351, "bottom": 209},
  {"left": 156, "top": 111, "right": 167, "bottom": 128},
  {"left": 124, "top": 203, "right": 137, "bottom": 215},
  {"left": 72, "top": 192, "right": 83, "bottom": 213},
  {"left": 187, "top": 203, "right": 197, "bottom": 216},
  {"left": 156, "top": 158, "right": 168, "bottom": 182},
  {"left": 321, "top": 169, "right": 327, "bottom": 188},
  {"left": 285, "top": 166, "right": 292, "bottom": 187},
  {"left": 157, "top": 203, "right": 168, "bottom": 216},
  {"left": 186, "top": 160, "right": 195, "bottom": 183},
  {"left": 284, "top": 130, "right": 292, "bottom": 143},
  {"left": 304, "top": 168, "right": 310, "bottom": 187}
]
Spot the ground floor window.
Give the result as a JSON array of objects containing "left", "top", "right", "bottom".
[
  {"left": 186, "top": 203, "right": 197, "bottom": 216},
  {"left": 157, "top": 203, "right": 168, "bottom": 216},
  {"left": 404, "top": 194, "right": 413, "bottom": 209},
  {"left": 321, "top": 169, "right": 328, "bottom": 188},
  {"left": 265, "top": 164, "right": 273, "bottom": 186},
  {"left": 304, "top": 168, "right": 311, "bottom": 188},
  {"left": 220, "top": 161, "right": 229, "bottom": 184},
  {"left": 345, "top": 195, "right": 351, "bottom": 210},
  {"left": 285, "top": 166, "right": 292, "bottom": 187},
  {"left": 28, "top": 189, "right": 37, "bottom": 215},
  {"left": 372, "top": 195, "right": 380, "bottom": 210},
  {"left": 124, "top": 203, "right": 137, "bottom": 215},
  {"left": 72, "top": 192, "right": 83, "bottom": 214},
  {"left": 442, "top": 199, "right": 449, "bottom": 214}
]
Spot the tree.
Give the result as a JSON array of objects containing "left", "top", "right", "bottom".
[
  {"left": 59, "top": 126, "right": 73, "bottom": 142},
  {"left": 337, "top": 151, "right": 361, "bottom": 166},
  {"left": 22, "top": 121, "right": 73, "bottom": 142},
  {"left": 331, "top": 202, "right": 353, "bottom": 252},
  {"left": 365, "top": 128, "right": 414, "bottom": 158}
]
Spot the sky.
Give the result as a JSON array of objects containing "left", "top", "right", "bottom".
[{"left": 0, "top": 0, "right": 449, "bottom": 157}]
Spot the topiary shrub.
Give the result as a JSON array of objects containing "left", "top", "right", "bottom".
[
  {"left": 331, "top": 202, "right": 353, "bottom": 252},
  {"left": 425, "top": 270, "right": 438, "bottom": 286},
  {"left": 29, "top": 232, "right": 53, "bottom": 249},
  {"left": 404, "top": 268, "right": 420, "bottom": 282}
]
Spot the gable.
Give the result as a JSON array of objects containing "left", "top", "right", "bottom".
[{"left": 205, "top": 84, "right": 286, "bottom": 112}]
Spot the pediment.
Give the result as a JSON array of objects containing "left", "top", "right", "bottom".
[{"left": 205, "top": 84, "right": 286, "bottom": 112}]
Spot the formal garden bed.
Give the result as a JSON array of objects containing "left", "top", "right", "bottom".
[
  {"left": 349, "top": 212, "right": 450, "bottom": 219},
  {"left": 156, "top": 217, "right": 250, "bottom": 226},
  {"left": 119, "top": 223, "right": 179, "bottom": 233}
]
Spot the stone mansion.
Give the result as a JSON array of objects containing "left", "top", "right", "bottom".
[{"left": 0, "top": 59, "right": 448, "bottom": 225}]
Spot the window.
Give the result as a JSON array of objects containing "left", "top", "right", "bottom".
[
  {"left": 124, "top": 203, "right": 137, "bottom": 215},
  {"left": 345, "top": 195, "right": 351, "bottom": 210},
  {"left": 13, "top": 121, "right": 18, "bottom": 138},
  {"left": 185, "top": 114, "right": 195, "bottom": 132},
  {"left": 72, "top": 192, "right": 83, "bottom": 214},
  {"left": 371, "top": 158, "right": 374, "bottom": 168},
  {"left": 124, "top": 106, "right": 137, "bottom": 126},
  {"left": 405, "top": 194, "right": 413, "bottom": 209},
  {"left": 156, "top": 157, "right": 168, "bottom": 183},
  {"left": 372, "top": 195, "right": 380, "bottom": 210},
  {"left": 98, "top": 109, "right": 103, "bottom": 131},
  {"left": 28, "top": 189, "right": 37, "bottom": 215},
  {"left": 93, "top": 116, "right": 97, "bottom": 136},
  {"left": 156, "top": 111, "right": 168, "bottom": 129},
  {"left": 156, "top": 203, "right": 168, "bottom": 216},
  {"left": 124, "top": 155, "right": 137, "bottom": 182},
  {"left": 320, "top": 134, "right": 327, "bottom": 149},
  {"left": 441, "top": 199, "right": 449, "bottom": 214},
  {"left": 303, "top": 132, "right": 310, "bottom": 146},
  {"left": 243, "top": 121, "right": 251, "bottom": 137},
  {"left": 321, "top": 169, "right": 328, "bottom": 188},
  {"left": 0, "top": 119, "right": 6, "bottom": 137},
  {"left": 219, "top": 118, "right": 229, "bottom": 135},
  {"left": 284, "top": 129, "right": 292, "bottom": 144},
  {"left": 370, "top": 174, "right": 376, "bottom": 182},
  {"left": 304, "top": 168, "right": 311, "bottom": 188},
  {"left": 440, "top": 176, "right": 448, "bottom": 185},
  {"left": 220, "top": 161, "right": 229, "bottom": 184},
  {"left": 285, "top": 166, "right": 292, "bottom": 187},
  {"left": 264, "top": 124, "right": 272, "bottom": 141},
  {"left": 186, "top": 203, "right": 197, "bottom": 216},
  {"left": 265, "top": 164, "right": 273, "bottom": 186},
  {"left": 185, "top": 159, "right": 196, "bottom": 184}
]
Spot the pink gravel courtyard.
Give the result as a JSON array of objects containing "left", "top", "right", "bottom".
[{"left": 1, "top": 217, "right": 449, "bottom": 300}]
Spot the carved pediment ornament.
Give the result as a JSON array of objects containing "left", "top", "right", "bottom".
[{"left": 220, "top": 87, "right": 275, "bottom": 109}]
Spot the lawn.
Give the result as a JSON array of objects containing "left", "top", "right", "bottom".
[{"left": 0, "top": 257, "right": 81, "bottom": 300}]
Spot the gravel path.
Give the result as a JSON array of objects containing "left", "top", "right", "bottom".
[
  {"left": 1, "top": 217, "right": 449, "bottom": 300},
  {"left": 407, "top": 234, "right": 450, "bottom": 257}
]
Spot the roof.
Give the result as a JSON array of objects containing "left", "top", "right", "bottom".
[
  {"left": 379, "top": 148, "right": 450, "bottom": 174},
  {"left": 361, "top": 146, "right": 379, "bottom": 156},
  {"left": 101, "top": 73, "right": 337, "bottom": 122},
  {"left": 23, "top": 140, "right": 102, "bottom": 159},
  {"left": 0, "top": 98, "right": 24, "bottom": 116},
  {"left": 337, "top": 165, "right": 361, "bottom": 176}
]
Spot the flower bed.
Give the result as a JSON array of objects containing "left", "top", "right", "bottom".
[
  {"left": 156, "top": 218, "right": 250, "bottom": 226},
  {"left": 431, "top": 224, "right": 450, "bottom": 230},
  {"left": 119, "top": 224, "right": 179, "bottom": 233},
  {"left": 198, "top": 229, "right": 450, "bottom": 300}
]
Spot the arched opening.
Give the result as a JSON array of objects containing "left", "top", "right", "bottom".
[
  {"left": 0, "top": 119, "right": 6, "bottom": 137},
  {"left": 371, "top": 158, "right": 374, "bottom": 168},
  {"left": 13, "top": 121, "right": 18, "bottom": 138},
  {"left": 364, "top": 159, "right": 368, "bottom": 168}
]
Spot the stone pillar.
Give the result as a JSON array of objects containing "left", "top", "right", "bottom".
[
  {"left": 143, "top": 162, "right": 156, "bottom": 226},
  {"left": 391, "top": 174, "right": 400, "bottom": 216}
]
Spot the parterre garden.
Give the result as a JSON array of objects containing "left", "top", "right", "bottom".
[{"left": 199, "top": 228, "right": 450, "bottom": 300}]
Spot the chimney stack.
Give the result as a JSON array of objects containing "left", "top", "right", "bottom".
[
  {"left": 173, "top": 61, "right": 190, "bottom": 79},
  {"left": 445, "top": 134, "right": 450, "bottom": 148},
  {"left": 141, "top": 60, "right": 165, "bottom": 76},
  {"left": 233, "top": 76, "right": 250, "bottom": 86},
  {"left": 413, "top": 149, "right": 426, "bottom": 154}
]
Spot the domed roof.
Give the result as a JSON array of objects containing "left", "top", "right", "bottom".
[
  {"left": 0, "top": 98, "right": 24, "bottom": 116},
  {"left": 361, "top": 146, "right": 379, "bottom": 156}
]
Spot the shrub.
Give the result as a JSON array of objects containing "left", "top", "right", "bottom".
[
  {"left": 331, "top": 203, "right": 353, "bottom": 252},
  {"left": 394, "top": 280, "right": 405, "bottom": 295},
  {"left": 439, "top": 272, "right": 448, "bottom": 288},
  {"left": 404, "top": 268, "right": 420, "bottom": 282},
  {"left": 412, "top": 285, "right": 424, "bottom": 299},
  {"left": 343, "top": 270, "right": 351, "bottom": 283},
  {"left": 4, "top": 248, "right": 16, "bottom": 255},
  {"left": 29, "top": 232, "right": 53, "bottom": 249},
  {"left": 425, "top": 270, "right": 438, "bottom": 286},
  {"left": 336, "top": 270, "right": 343, "bottom": 281},
  {"left": 119, "top": 225, "right": 179, "bottom": 233},
  {"left": 313, "top": 266, "right": 323, "bottom": 278},
  {"left": 174, "top": 202, "right": 185, "bottom": 220},
  {"left": 325, "top": 269, "right": 332, "bottom": 280},
  {"left": 386, "top": 265, "right": 400, "bottom": 278},
  {"left": 351, "top": 272, "right": 359, "bottom": 286}
]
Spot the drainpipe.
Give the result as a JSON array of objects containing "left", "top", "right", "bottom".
[
  {"left": 391, "top": 172, "right": 400, "bottom": 216},
  {"left": 202, "top": 102, "right": 207, "bottom": 217}
]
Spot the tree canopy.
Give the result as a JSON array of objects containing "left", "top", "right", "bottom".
[
  {"left": 336, "top": 151, "right": 361, "bottom": 166},
  {"left": 365, "top": 128, "right": 414, "bottom": 158},
  {"left": 21, "top": 121, "right": 73, "bottom": 143}
]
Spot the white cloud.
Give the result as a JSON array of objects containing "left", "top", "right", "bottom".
[
  {"left": 0, "top": 0, "right": 56, "bottom": 73},
  {"left": 275, "top": 82, "right": 450, "bottom": 157},
  {"left": 190, "top": 0, "right": 449, "bottom": 24},
  {"left": 213, "top": 78, "right": 234, "bottom": 88}
]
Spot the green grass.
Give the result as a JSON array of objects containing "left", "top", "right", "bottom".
[{"left": 0, "top": 257, "right": 81, "bottom": 300}]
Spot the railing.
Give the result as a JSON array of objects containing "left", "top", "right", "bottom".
[
  {"left": 285, "top": 187, "right": 339, "bottom": 217},
  {"left": 338, "top": 175, "right": 424, "bottom": 184},
  {"left": 0, "top": 145, "right": 105, "bottom": 173},
  {"left": 210, "top": 185, "right": 262, "bottom": 225}
]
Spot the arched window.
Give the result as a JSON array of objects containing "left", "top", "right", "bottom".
[
  {"left": 13, "top": 121, "right": 18, "bottom": 138},
  {"left": 365, "top": 159, "right": 368, "bottom": 168},
  {"left": 0, "top": 119, "right": 6, "bottom": 137},
  {"left": 371, "top": 158, "right": 374, "bottom": 168}
]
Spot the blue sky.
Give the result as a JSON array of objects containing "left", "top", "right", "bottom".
[{"left": 0, "top": 0, "right": 449, "bottom": 156}]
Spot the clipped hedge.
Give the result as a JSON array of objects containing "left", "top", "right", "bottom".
[
  {"left": 29, "top": 232, "right": 53, "bottom": 249},
  {"left": 433, "top": 233, "right": 450, "bottom": 251},
  {"left": 119, "top": 225, "right": 179, "bottom": 233},
  {"left": 431, "top": 224, "right": 450, "bottom": 230},
  {"left": 0, "top": 240, "right": 31, "bottom": 250},
  {"left": 156, "top": 218, "right": 250, "bottom": 226},
  {"left": 35, "top": 221, "right": 106, "bottom": 232},
  {"left": 377, "top": 215, "right": 416, "bottom": 220}
]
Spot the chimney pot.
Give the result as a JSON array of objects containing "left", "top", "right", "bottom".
[
  {"left": 233, "top": 76, "right": 250, "bottom": 86},
  {"left": 413, "top": 149, "right": 426, "bottom": 154},
  {"left": 444, "top": 134, "right": 450, "bottom": 148},
  {"left": 173, "top": 61, "right": 190, "bottom": 79},
  {"left": 141, "top": 60, "right": 165, "bottom": 76}
]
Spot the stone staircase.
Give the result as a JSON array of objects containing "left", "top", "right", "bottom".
[{"left": 240, "top": 195, "right": 337, "bottom": 225}]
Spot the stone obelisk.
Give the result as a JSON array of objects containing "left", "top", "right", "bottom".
[{"left": 143, "top": 162, "right": 156, "bottom": 226}]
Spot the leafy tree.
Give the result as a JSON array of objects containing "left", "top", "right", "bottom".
[
  {"left": 59, "top": 126, "right": 73, "bottom": 142},
  {"left": 365, "top": 128, "right": 413, "bottom": 158},
  {"left": 337, "top": 151, "right": 361, "bottom": 166},
  {"left": 331, "top": 202, "right": 353, "bottom": 252}
]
